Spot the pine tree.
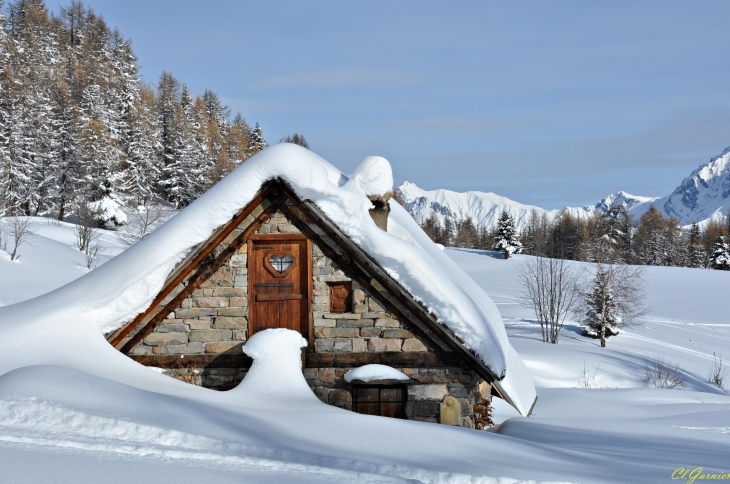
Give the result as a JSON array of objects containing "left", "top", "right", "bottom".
[
  {"left": 124, "top": 86, "right": 160, "bottom": 205},
  {"left": 581, "top": 266, "right": 621, "bottom": 347},
  {"left": 581, "top": 263, "right": 646, "bottom": 348},
  {"left": 709, "top": 236, "right": 730, "bottom": 270},
  {"left": 491, "top": 210, "right": 522, "bottom": 259},
  {"left": 247, "top": 122, "right": 267, "bottom": 156}
]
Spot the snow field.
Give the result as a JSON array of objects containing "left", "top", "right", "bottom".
[{"left": 1, "top": 147, "right": 729, "bottom": 481}]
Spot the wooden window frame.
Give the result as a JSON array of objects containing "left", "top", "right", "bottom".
[{"left": 351, "top": 383, "right": 408, "bottom": 419}]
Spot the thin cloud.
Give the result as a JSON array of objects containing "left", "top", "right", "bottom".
[
  {"left": 394, "top": 115, "right": 541, "bottom": 133},
  {"left": 247, "top": 67, "right": 428, "bottom": 90}
]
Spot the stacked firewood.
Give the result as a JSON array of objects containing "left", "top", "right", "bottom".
[{"left": 473, "top": 397, "right": 494, "bottom": 430}]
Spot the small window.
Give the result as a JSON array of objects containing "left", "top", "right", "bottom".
[
  {"left": 351, "top": 384, "right": 406, "bottom": 418},
  {"left": 329, "top": 282, "right": 352, "bottom": 313}
]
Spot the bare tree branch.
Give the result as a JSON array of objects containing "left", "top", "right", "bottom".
[
  {"left": 518, "top": 255, "right": 582, "bottom": 343},
  {"left": 8, "top": 216, "right": 36, "bottom": 261}
]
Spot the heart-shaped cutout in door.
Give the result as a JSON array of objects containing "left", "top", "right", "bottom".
[{"left": 269, "top": 255, "right": 293, "bottom": 273}]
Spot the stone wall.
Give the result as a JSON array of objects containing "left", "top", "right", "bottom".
[
  {"left": 304, "top": 365, "right": 482, "bottom": 428},
  {"left": 125, "top": 206, "right": 485, "bottom": 427}
]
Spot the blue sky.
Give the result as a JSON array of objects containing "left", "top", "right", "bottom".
[{"left": 59, "top": 1, "right": 730, "bottom": 208}]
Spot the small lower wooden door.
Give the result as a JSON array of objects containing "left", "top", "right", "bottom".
[{"left": 248, "top": 234, "right": 311, "bottom": 339}]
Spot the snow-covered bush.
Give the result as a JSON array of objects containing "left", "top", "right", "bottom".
[
  {"left": 491, "top": 210, "right": 521, "bottom": 259},
  {"left": 644, "top": 356, "right": 684, "bottom": 389}
]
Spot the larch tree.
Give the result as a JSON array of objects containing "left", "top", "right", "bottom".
[
  {"left": 442, "top": 217, "right": 454, "bottom": 247},
  {"left": 280, "top": 133, "right": 310, "bottom": 149}
]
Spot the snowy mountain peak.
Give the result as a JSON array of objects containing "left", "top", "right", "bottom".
[
  {"left": 594, "top": 191, "right": 657, "bottom": 213},
  {"left": 395, "top": 182, "right": 553, "bottom": 231},
  {"left": 659, "top": 147, "right": 730, "bottom": 224}
]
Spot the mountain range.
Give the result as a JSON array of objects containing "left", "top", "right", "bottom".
[{"left": 395, "top": 146, "right": 730, "bottom": 230}]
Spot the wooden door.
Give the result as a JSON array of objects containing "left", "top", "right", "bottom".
[{"left": 248, "top": 234, "right": 311, "bottom": 339}]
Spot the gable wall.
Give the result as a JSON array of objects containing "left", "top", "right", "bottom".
[{"left": 124, "top": 204, "right": 485, "bottom": 427}]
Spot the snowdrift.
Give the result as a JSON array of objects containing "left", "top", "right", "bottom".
[{"left": 0, "top": 144, "right": 537, "bottom": 412}]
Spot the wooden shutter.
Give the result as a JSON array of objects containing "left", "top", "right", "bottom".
[{"left": 329, "top": 282, "right": 352, "bottom": 313}]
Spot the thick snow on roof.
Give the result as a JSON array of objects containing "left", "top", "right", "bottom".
[
  {"left": 0, "top": 143, "right": 520, "bottom": 389},
  {"left": 344, "top": 364, "right": 410, "bottom": 383}
]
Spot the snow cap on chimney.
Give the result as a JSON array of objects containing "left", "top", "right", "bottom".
[{"left": 351, "top": 156, "right": 393, "bottom": 231}]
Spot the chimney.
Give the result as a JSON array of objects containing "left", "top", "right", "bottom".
[{"left": 368, "top": 193, "right": 391, "bottom": 232}]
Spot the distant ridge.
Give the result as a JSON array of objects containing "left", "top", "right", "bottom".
[{"left": 396, "top": 146, "right": 730, "bottom": 230}]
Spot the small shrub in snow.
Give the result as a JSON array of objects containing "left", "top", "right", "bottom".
[
  {"left": 581, "top": 325, "right": 620, "bottom": 339},
  {"left": 74, "top": 203, "right": 103, "bottom": 252},
  {"left": 74, "top": 203, "right": 103, "bottom": 269},
  {"left": 579, "top": 361, "right": 602, "bottom": 388},
  {"left": 118, "top": 202, "right": 168, "bottom": 247},
  {"left": 708, "top": 353, "right": 726, "bottom": 388},
  {"left": 644, "top": 356, "right": 685, "bottom": 389},
  {"left": 7, "top": 216, "right": 35, "bottom": 261},
  {"left": 44, "top": 216, "right": 61, "bottom": 226},
  {"left": 577, "top": 361, "right": 620, "bottom": 388},
  {"left": 491, "top": 210, "right": 522, "bottom": 259}
]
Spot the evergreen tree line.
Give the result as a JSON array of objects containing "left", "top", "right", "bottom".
[
  {"left": 419, "top": 205, "right": 730, "bottom": 270},
  {"left": 0, "top": 0, "right": 268, "bottom": 221}
]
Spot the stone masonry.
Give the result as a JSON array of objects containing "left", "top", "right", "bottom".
[{"left": 126, "top": 205, "right": 486, "bottom": 427}]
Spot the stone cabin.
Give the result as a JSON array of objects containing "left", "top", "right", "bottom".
[{"left": 107, "top": 179, "right": 521, "bottom": 428}]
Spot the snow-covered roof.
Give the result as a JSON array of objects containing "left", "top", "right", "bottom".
[{"left": 0, "top": 144, "right": 536, "bottom": 414}]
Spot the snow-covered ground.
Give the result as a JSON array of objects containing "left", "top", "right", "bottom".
[
  {"left": 0, "top": 217, "right": 126, "bottom": 307},
  {"left": 1, "top": 219, "right": 729, "bottom": 482}
]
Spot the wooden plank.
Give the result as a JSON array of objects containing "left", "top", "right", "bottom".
[
  {"left": 304, "top": 351, "right": 462, "bottom": 368},
  {"left": 276, "top": 182, "right": 501, "bottom": 382},
  {"left": 108, "top": 182, "right": 278, "bottom": 348},
  {"left": 119, "top": 194, "right": 287, "bottom": 354},
  {"left": 129, "top": 354, "right": 252, "bottom": 369},
  {"left": 129, "top": 352, "right": 459, "bottom": 370},
  {"left": 250, "top": 233, "right": 307, "bottom": 241},
  {"left": 255, "top": 294, "right": 304, "bottom": 302}
]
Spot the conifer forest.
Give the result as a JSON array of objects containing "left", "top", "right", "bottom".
[
  {"left": 0, "top": 0, "right": 268, "bottom": 221},
  {"left": 417, "top": 206, "right": 730, "bottom": 271}
]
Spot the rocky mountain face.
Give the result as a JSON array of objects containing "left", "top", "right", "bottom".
[{"left": 396, "top": 147, "right": 730, "bottom": 230}]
